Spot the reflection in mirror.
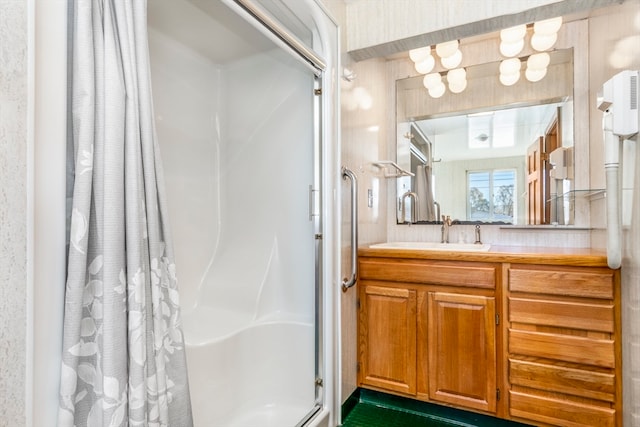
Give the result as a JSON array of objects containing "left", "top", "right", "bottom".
[{"left": 396, "top": 48, "right": 574, "bottom": 226}]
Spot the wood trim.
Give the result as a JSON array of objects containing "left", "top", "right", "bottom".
[{"left": 508, "top": 329, "right": 615, "bottom": 368}]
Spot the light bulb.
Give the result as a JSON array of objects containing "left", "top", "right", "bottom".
[
  {"left": 527, "top": 52, "right": 550, "bottom": 70},
  {"left": 531, "top": 32, "right": 557, "bottom": 51},
  {"left": 409, "top": 46, "right": 431, "bottom": 63},
  {"left": 500, "top": 39, "right": 524, "bottom": 57},
  {"left": 500, "top": 24, "right": 527, "bottom": 43},
  {"left": 499, "top": 58, "right": 521, "bottom": 75},
  {"left": 447, "top": 68, "right": 467, "bottom": 84},
  {"left": 525, "top": 67, "right": 547, "bottom": 82},
  {"left": 499, "top": 71, "right": 520, "bottom": 86},
  {"left": 449, "top": 79, "right": 467, "bottom": 94},
  {"left": 423, "top": 72, "right": 442, "bottom": 89},
  {"left": 435, "top": 40, "right": 459, "bottom": 58},
  {"left": 414, "top": 54, "right": 435, "bottom": 74},
  {"left": 441, "top": 49, "right": 462, "bottom": 69},
  {"left": 533, "top": 17, "right": 562, "bottom": 35},
  {"left": 428, "top": 82, "right": 446, "bottom": 98}
]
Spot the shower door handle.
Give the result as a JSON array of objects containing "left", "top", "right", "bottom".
[{"left": 342, "top": 166, "right": 358, "bottom": 292}]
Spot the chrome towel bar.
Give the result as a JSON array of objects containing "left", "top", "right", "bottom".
[{"left": 342, "top": 166, "right": 358, "bottom": 291}]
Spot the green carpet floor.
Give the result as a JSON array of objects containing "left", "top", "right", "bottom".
[{"left": 342, "top": 389, "right": 532, "bottom": 427}]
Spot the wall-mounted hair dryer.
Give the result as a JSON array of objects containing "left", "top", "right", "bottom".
[{"left": 596, "top": 70, "right": 639, "bottom": 269}]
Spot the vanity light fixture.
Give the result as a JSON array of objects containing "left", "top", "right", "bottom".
[
  {"left": 436, "top": 40, "right": 462, "bottom": 70},
  {"left": 447, "top": 68, "right": 467, "bottom": 94},
  {"left": 441, "top": 49, "right": 462, "bottom": 69},
  {"left": 527, "top": 52, "right": 550, "bottom": 69},
  {"left": 410, "top": 46, "right": 436, "bottom": 74},
  {"left": 435, "top": 40, "right": 458, "bottom": 58},
  {"left": 500, "top": 39, "right": 525, "bottom": 58},
  {"left": 415, "top": 54, "right": 436, "bottom": 74},
  {"left": 533, "top": 16, "right": 563, "bottom": 35},
  {"left": 409, "top": 46, "right": 431, "bottom": 62},
  {"left": 428, "top": 82, "right": 447, "bottom": 98},
  {"left": 423, "top": 72, "right": 442, "bottom": 89},
  {"left": 525, "top": 67, "right": 548, "bottom": 82},
  {"left": 423, "top": 72, "right": 447, "bottom": 98},
  {"left": 531, "top": 16, "right": 562, "bottom": 51},
  {"left": 499, "top": 57, "right": 521, "bottom": 86},
  {"left": 499, "top": 24, "right": 526, "bottom": 57},
  {"left": 525, "top": 52, "right": 550, "bottom": 82},
  {"left": 531, "top": 32, "right": 558, "bottom": 51}
]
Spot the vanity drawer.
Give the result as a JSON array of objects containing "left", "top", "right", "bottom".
[
  {"left": 359, "top": 258, "right": 496, "bottom": 289},
  {"left": 508, "top": 329, "right": 615, "bottom": 368},
  {"left": 508, "top": 297, "right": 614, "bottom": 332},
  {"left": 509, "top": 358, "right": 615, "bottom": 402},
  {"left": 509, "top": 390, "right": 615, "bottom": 427},
  {"left": 509, "top": 265, "right": 614, "bottom": 299}
]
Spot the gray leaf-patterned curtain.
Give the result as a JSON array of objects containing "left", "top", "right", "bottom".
[{"left": 58, "top": 1, "right": 193, "bottom": 426}]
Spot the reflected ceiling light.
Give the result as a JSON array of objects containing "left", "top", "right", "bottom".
[
  {"left": 499, "top": 71, "right": 520, "bottom": 86},
  {"left": 423, "top": 72, "right": 442, "bottom": 89},
  {"left": 533, "top": 16, "right": 563, "bottom": 35},
  {"left": 449, "top": 79, "right": 467, "bottom": 94},
  {"left": 447, "top": 68, "right": 468, "bottom": 93},
  {"left": 500, "top": 24, "right": 527, "bottom": 43},
  {"left": 531, "top": 32, "right": 558, "bottom": 51},
  {"left": 525, "top": 67, "right": 547, "bottom": 82},
  {"left": 441, "top": 49, "right": 462, "bottom": 69},
  {"left": 447, "top": 68, "right": 467, "bottom": 84},
  {"left": 499, "top": 58, "right": 521, "bottom": 75},
  {"left": 428, "top": 82, "right": 446, "bottom": 98},
  {"left": 527, "top": 52, "right": 550, "bottom": 70},
  {"left": 415, "top": 54, "right": 435, "bottom": 74},
  {"left": 435, "top": 40, "right": 459, "bottom": 58},
  {"left": 500, "top": 39, "right": 525, "bottom": 57}
]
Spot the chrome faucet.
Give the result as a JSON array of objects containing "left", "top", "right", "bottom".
[
  {"left": 474, "top": 224, "right": 482, "bottom": 244},
  {"left": 441, "top": 215, "right": 452, "bottom": 243},
  {"left": 400, "top": 191, "right": 419, "bottom": 224},
  {"left": 433, "top": 201, "right": 441, "bottom": 223}
]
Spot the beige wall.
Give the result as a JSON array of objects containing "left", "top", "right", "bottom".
[
  {"left": 0, "top": 1, "right": 27, "bottom": 425},
  {"left": 585, "top": 2, "right": 640, "bottom": 425}
]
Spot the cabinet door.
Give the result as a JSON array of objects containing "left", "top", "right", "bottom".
[
  {"left": 359, "top": 284, "right": 417, "bottom": 395},
  {"left": 427, "top": 292, "right": 496, "bottom": 413}
]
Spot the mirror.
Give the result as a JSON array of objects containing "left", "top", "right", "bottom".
[{"left": 396, "top": 48, "right": 574, "bottom": 225}]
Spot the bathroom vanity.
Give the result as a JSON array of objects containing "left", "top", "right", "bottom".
[{"left": 357, "top": 245, "right": 621, "bottom": 426}]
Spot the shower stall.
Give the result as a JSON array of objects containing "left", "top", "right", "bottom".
[
  {"left": 28, "top": 0, "right": 339, "bottom": 426},
  {"left": 147, "top": 1, "right": 339, "bottom": 425}
]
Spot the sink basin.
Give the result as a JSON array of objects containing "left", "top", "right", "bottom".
[{"left": 369, "top": 241, "right": 491, "bottom": 252}]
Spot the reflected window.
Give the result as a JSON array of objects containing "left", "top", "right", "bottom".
[{"left": 467, "top": 169, "right": 516, "bottom": 222}]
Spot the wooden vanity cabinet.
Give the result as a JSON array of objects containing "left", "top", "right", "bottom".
[
  {"left": 506, "top": 264, "right": 621, "bottom": 427},
  {"left": 358, "top": 257, "right": 500, "bottom": 416},
  {"left": 425, "top": 291, "right": 497, "bottom": 413},
  {"left": 358, "top": 284, "right": 417, "bottom": 395}
]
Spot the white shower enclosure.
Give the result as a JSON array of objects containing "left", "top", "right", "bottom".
[{"left": 148, "top": 1, "right": 338, "bottom": 426}]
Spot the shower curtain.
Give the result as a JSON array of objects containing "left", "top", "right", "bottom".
[{"left": 58, "top": 1, "right": 193, "bottom": 426}]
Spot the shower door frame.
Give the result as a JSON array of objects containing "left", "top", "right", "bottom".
[{"left": 227, "top": 0, "right": 328, "bottom": 424}]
